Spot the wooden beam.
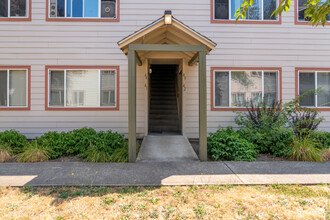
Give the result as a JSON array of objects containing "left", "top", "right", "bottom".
[
  {"left": 198, "top": 50, "right": 207, "bottom": 161},
  {"left": 129, "top": 44, "right": 206, "bottom": 52},
  {"left": 128, "top": 48, "right": 137, "bottom": 162},
  {"left": 188, "top": 52, "right": 199, "bottom": 66},
  {"left": 135, "top": 51, "right": 142, "bottom": 66}
]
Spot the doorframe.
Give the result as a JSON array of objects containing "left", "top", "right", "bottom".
[
  {"left": 128, "top": 44, "right": 207, "bottom": 162},
  {"left": 147, "top": 60, "right": 183, "bottom": 135}
]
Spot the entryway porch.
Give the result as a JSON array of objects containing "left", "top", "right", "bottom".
[{"left": 118, "top": 11, "right": 217, "bottom": 162}]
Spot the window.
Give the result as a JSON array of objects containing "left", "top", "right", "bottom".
[
  {"left": 297, "top": 0, "right": 330, "bottom": 22},
  {"left": 47, "top": 67, "right": 118, "bottom": 110},
  {"left": 298, "top": 71, "right": 330, "bottom": 107},
  {"left": 48, "top": 0, "right": 118, "bottom": 20},
  {"left": 0, "top": 0, "right": 30, "bottom": 19},
  {"left": 213, "top": 0, "right": 278, "bottom": 21},
  {"left": 0, "top": 68, "right": 29, "bottom": 109},
  {"left": 212, "top": 68, "right": 280, "bottom": 109}
]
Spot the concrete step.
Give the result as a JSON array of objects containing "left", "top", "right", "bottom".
[
  {"left": 136, "top": 135, "right": 199, "bottom": 162},
  {"left": 150, "top": 100, "right": 177, "bottom": 105}
]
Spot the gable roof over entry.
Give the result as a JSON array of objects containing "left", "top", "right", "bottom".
[{"left": 118, "top": 16, "right": 217, "bottom": 64}]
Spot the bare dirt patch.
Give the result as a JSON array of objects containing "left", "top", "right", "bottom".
[{"left": 0, "top": 185, "right": 328, "bottom": 219}]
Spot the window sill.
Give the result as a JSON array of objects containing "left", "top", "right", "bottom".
[
  {"left": 45, "top": 107, "right": 119, "bottom": 111},
  {"left": 211, "top": 19, "right": 281, "bottom": 24},
  {"left": 0, "top": 17, "right": 31, "bottom": 22},
  {"left": 0, "top": 107, "right": 30, "bottom": 111},
  {"left": 46, "top": 17, "right": 119, "bottom": 22},
  {"left": 295, "top": 20, "right": 330, "bottom": 25}
]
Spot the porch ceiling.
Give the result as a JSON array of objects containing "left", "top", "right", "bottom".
[{"left": 118, "top": 16, "right": 217, "bottom": 62}]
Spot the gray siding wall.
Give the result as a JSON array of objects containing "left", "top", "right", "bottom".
[{"left": 0, "top": 0, "right": 329, "bottom": 139}]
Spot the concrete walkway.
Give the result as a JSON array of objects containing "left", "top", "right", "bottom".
[
  {"left": 136, "top": 135, "right": 199, "bottom": 162},
  {"left": 0, "top": 161, "right": 329, "bottom": 186}
]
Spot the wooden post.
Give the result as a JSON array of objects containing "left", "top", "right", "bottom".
[
  {"left": 128, "top": 47, "right": 137, "bottom": 162},
  {"left": 198, "top": 50, "right": 207, "bottom": 161}
]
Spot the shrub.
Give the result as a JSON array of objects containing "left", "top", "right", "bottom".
[
  {"left": 207, "top": 127, "right": 257, "bottom": 161},
  {"left": 37, "top": 131, "right": 71, "bottom": 159},
  {"left": 67, "top": 127, "right": 99, "bottom": 155},
  {"left": 309, "top": 131, "right": 330, "bottom": 150},
  {"left": 17, "top": 141, "right": 50, "bottom": 163},
  {"left": 0, "top": 130, "right": 27, "bottom": 154},
  {"left": 238, "top": 127, "right": 294, "bottom": 157},
  {"left": 235, "top": 100, "right": 285, "bottom": 130},
  {"left": 78, "top": 129, "right": 128, "bottom": 162},
  {"left": 0, "top": 144, "right": 12, "bottom": 162},
  {"left": 287, "top": 136, "right": 323, "bottom": 162},
  {"left": 282, "top": 90, "right": 324, "bottom": 137}
]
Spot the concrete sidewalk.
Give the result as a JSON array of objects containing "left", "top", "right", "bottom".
[{"left": 0, "top": 161, "right": 329, "bottom": 186}]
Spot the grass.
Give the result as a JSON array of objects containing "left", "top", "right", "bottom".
[
  {"left": 17, "top": 141, "right": 50, "bottom": 163},
  {"left": 0, "top": 185, "right": 328, "bottom": 219},
  {"left": 288, "top": 136, "right": 324, "bottom": 162},
  {"left": 0, "top": 146, "right": 12, "bottom": 162}
]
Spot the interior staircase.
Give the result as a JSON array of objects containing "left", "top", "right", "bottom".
[{"left": 149, "top": 65, "right": 180, "bottom": 134}]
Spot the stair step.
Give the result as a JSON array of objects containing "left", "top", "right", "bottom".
[
  {"left": 149, "top": 125, "right": 180, "bottom": 133},
  {"left": 149, "top": 109, "right": 178, "bottom": 114}
]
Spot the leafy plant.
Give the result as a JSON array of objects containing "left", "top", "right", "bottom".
[
  {"left": 0, "top": 144, "right": 12, "bottom": 162},
  {"left": 309, "top": 131, "right": 330, "bottom": 150},
  {"left": 287, "top": 136, "right": 323, "bottom": 162},
  {"left": 208, "top": 127, "right": 257, "bottom": 161},
  {"left": 17, "top": 141, "right": 50, "bottom": 163},
  {"left": 78, "top": 129, "right": 128, "bottom": 162},
  {"left": 235, "top": 100, "right": 293, "bottom": 155},
  {"left": 37, "top": 131, "right": 71, "bottom": 159},
  {"left": 0, "top": 130, "right": 27, "bottom": 154}
]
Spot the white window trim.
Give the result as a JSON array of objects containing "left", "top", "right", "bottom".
[
  {"left": 48, "top": 0, "right": 117, "bottom": 19},
  {"left": 298, "top": 71, "right": 330, "bottom": 108},
  {"left": 48, "top": 68, "right": 117, "bottom": 108},
  {"left": 213, "top": 0, "right": 279, "bottom": 21},
  {"left": 213, "top": 70, "right": 280, "bottom": 108},
  {"left": 0, "top": 68, "right": 28, "bottom": 108}
]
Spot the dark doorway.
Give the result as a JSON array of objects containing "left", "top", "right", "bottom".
[{"left": 149, "top": 64, "right": 181, "bottom": 134}]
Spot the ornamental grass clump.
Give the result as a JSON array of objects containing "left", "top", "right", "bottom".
[
  {"left": 0, "top": 144, "right": 12, "bottom": 162},
  {"left": 287, "top": 136, "right": 323, "bottom": 162},
  {"left": 17, "top": 141, "right": 50, "bottom": 163}
]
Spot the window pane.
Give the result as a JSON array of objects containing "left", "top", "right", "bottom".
[
  {"left": 66, "top": 70, "right": 99, "bottom": 107},
  {"left": 0, "top": 0, "right": 8, "bottom": 17},
  {"left": 84, "top": 0, "right": 98, "bottom": 17},
  {"left": 214, "top": 71, "right": 229, "bottom": 107},
  {"left": 231, "top": 71, "right": 262, "bottom": 106},
  {"left": 9, "top": 70, "right": 26, "bottom": 106},
  {"left": 246, "top": 0, "right": 262, "bottom": 20},
  {"left": 231, "top": 0, "right": 243, "bottom": 19},
  {"left": 264, "top": 71, "right": 278, "bottom": 104},
  {"left": 299, "top": 72, "right": 315, "bottom": 106},
  {"left": 50, "top": 70, "right": 64, "bottom": 106},
  {"left": 49, "top": 0, "right": 65, "bottom": 17},
  {"left": 101, "top": 0, "right": 116, "bottom": 18},
  {"left": 0, "top": 71, "right": 7, "bottom": 106},
  {"left": 263, "top": 0, "right": 276, "bottom": 20},
  {"left": 72, "top": 0, "right": 83, "bottom": 17},
  {"left": 215, "top": 0, "right": 229, "bottom": 19},
  {"left": 298, "top": 0, "right": 309, "bottom": 21},
  {"left": 100, "top": 70, "right": 116, "bottom": 106},
  {"left": 10, "top": 0, "right": 26, "bottom": 17},
  {"left": 67, "top": 0, "right": 71, "bottom": 17},
  {"left": 317, "top": 72, "right": 330, "bottom": 107}
]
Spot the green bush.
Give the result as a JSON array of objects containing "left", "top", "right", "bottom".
[
  {"left": 78, "top": 130, "right": 128, "bottom": 162},
  {"left": 310, "top": 131, "right": 330, "bottom": 150},
  {"left": 0, "top": 130, "right": 27, "bottom": 154},
  {"left": 207, "top": 127, "right": 257, "bottom": 161},
  {"left": 238, "top": 128, "right": 294, "bottom": 157},
  {"left": 37, "top": 131, "right": 71, "bottom": 159},
  {"left": 38, "top": 128, "right": 128, "bottom": 160}
]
